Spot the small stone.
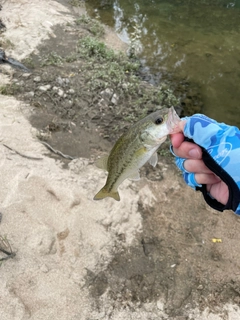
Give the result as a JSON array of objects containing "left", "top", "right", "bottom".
[
  {"left": 52, "top": 86, "right": 59, "bottom": 91},
  {"left": 57, "top": 228, "right": 69, "bottom": 240},
  {"left": 111, "top": 93, "right": 119, "bottom": 105},
  {"left": 100, "top": 88, "right": 113, "bottom": 101},
  {"left": 58, "top": 88, "right": 64, "bottom": 97},
  {"left": 25, "top": 91, "right": 35, "bottom": 97},
  {"left": 97, "top": 98, "right": 108, "bottom": 108},
  {"left": 157, "top": 300, "right": 164, "bottom": 311},
  {"left": 39, "top": 84, "right": 51, "bottom": 91},
  {"left": 33, "top": 76, "right": 41, "bottom": 82},
  {"left": 68, "top": 88, "right": 75, "bottom": 94},
  {"left": 122, "top": 82, "right": 130, "bottom": 90},
  {"left": 22, "top": 73, "right": 31, "bottom": 78},
  {"left": 56, "top": 76, "right": 64, "bottom": 85},
  {"left": 197, "top": 284, "right": 203, "bottom": 290},
  {"left": 17, "top": 80, "right": 24, "bottom": 86}
]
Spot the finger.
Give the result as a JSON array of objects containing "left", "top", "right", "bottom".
[
  {"left": 170, "top": 132, "right": 185, "bottom": 148},
  {"left": 207, "top": 181, "right": 228, "bottom": 205},
  {"left": 170, "top": 120, "right": 186, "bottom": 148},
  {"left": 194, "top": 173, "right": 221, "bottom": 185},
  {"left": 184, "top": 159, "right": 213, "bottom": 174},
  {"left": 172, "top": 141, "right": 202, "bottom": 159}
]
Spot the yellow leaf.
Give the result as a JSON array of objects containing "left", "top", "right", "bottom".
[{"left": 212, "top": 238, "right": 222, "bottom": 243}]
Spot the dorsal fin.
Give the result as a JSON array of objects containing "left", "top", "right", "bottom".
[{"left": 95, "top": 154, "right": 109, "bottom": 171}]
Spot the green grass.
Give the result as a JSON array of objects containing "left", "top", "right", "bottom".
[
  {"left": 75, "top": 14, "right": 105, "bottom": 37},
  {"left": 40, "top": 52, "right": 64, "bottom": 67}
]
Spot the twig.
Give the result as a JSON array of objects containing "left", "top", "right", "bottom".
[
  {"left": 3, "top": 144, "right": 43, "bottom": 160},
  {"left": 0, "top": 236, "right": 16, "bottom": 262},
  {"left": 41, "top": 141, "right": 75, "bottom": 160}
]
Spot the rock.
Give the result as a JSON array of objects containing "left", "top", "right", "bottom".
[
  {"left": 58, "top": 88, "right": 64, "bottom": 97},
  {"left": 122, "top": 82, "right": 130, "bottom": 90},
  {"left": 38, "top": 84, "right": 51, "bottom": 91},
  {"left": 97, "top": 98, "right": 108, "bottom": 108},
  {"left": 111, "top": 93, "right": 119, "bottom": 105},
  {"left": 25, "top": 91, "right": 35, "bottom": 97},
  {"left": 68, "top": 88, "right": 75, "bottom": 94},
  {"left": 33, "top": 76, "right": 41, "bottom": 82},
  {"left": 22, "top": 73, "right": 31, "bottom": 78},
  {"left": 56, "top": 77, "right": 69, "bottom": 86},
  {"left": 157, "top": 300, "right": 164, "bottom": 311},
  {"left": 56, "top": 76, "right": 64, "bottom": 86},
  {"left": 100, "top": 88, "right": 113, "bottom": 101}
]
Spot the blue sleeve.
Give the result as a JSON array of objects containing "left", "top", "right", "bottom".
[{"left": 173, "top": 114, "right": 240, "bottom": 215}]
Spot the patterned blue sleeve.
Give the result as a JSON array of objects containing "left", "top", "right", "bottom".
[{"left": 173, "top": 114, "right": 240, "bottom": 215}]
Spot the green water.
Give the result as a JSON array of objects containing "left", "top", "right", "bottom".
[{"left": 86, "top": 0, "right": 240, "bottom": 126}]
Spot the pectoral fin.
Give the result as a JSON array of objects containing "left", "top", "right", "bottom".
[
  {"left": 148, "top": 152, "right": 158, "bottom": 167},
  {"left": 95, "top": 154, "right": 109, "bottom": 171}
]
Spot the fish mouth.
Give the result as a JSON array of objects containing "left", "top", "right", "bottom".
[{"left": 166, "top": 107, "right": 181, "bottom": 134}]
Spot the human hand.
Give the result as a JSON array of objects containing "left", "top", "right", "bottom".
[{"left": 170, "top": 115, "right": 240, "bottom": 214}]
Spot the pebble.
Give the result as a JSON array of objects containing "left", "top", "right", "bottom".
[
  {"left": 22, "top": 73, "right": 31, "bottom": 78},
  {"left": 38, "top": 84, "right": 51, "bottom": 91},
  {"left": 157, "top": 300, "right": 164, "bottom": 311},
  {"left": 100, "top": 88, "right": 113, "bottom": 101},
  {"left": 111, "top": 93, "right": 119, "bottom": 105},
  {"left": 58, "top": 89, "right": 64, "bottom": 97},
  {"left": 56, "top": 76, "right": 69, "bottom": 86},
  {"left": 97, "top": 98, "right": 108, "bottom": 108},
  {"left": 33, "top": 76, "right": 41, "bottom": 82},
  {"left": 56, "top": 76, "right": 64, "bottom": 85},
  {"left": 68, "top": 88, "right": 75, "bottom": 94},
  {"left": 122, "top": 82, "right": 130, "bottom": 90},
  {"left": 25, "top": 91, "right": 34, "bottom": 97}
]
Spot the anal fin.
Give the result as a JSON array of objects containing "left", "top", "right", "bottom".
[
  {"left": 95, "top": 154, "right": 109, "bottom": 171},
  {"left": 128, "top": 170, "right": 140, "bottom": 181}
]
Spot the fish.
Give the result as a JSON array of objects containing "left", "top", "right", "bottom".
[{"left": 93, "top": 106, "right": 181, "bottom": 201}]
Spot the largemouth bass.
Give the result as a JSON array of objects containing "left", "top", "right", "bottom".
[{"left": 94, "top": 106, "right": 181, "bottom": 201}]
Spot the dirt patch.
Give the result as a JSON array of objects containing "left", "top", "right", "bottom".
[
  {"left": 84, "top": 163, "right": 240, "bottom": 317},
  {"left": 1, "top": 1, "right": 240, "bottom": 319}
]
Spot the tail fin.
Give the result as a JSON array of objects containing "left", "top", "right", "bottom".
[{"left": 93, "top": 187, "right": 120, "bottom": 201}]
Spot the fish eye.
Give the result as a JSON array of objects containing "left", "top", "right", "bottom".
[{"left": 155, "top": 117, "right": 163, "bottom": 125}]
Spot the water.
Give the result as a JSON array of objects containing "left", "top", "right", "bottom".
[{"left": 86, "top": 0, "right": 240, "bottom": 127}]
